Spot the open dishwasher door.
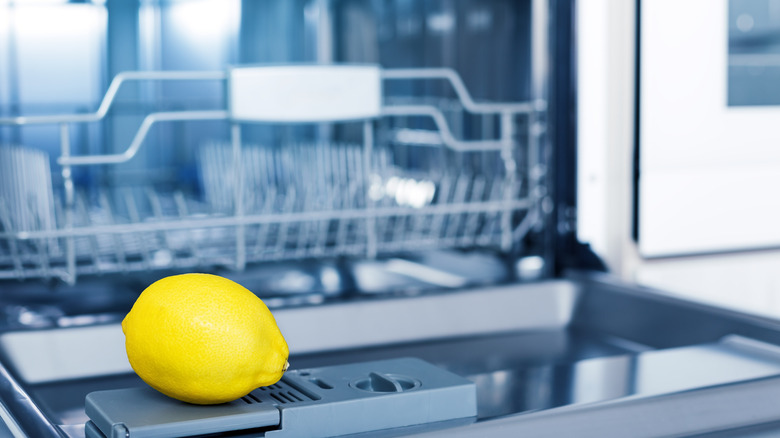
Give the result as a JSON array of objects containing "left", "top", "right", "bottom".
[
  {"left": 7, "top": 275, "right": 780, "bottom": 437},
  {"left": 3, "top": 0, "right": 780, "bottom": 437}
]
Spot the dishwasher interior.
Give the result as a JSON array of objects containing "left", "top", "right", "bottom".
[
  {"left": 4, "top": 1, "right": 780, "bottom": 437},
  {"left": 8, "top": 277, "right": 780, "bottom": 438}
]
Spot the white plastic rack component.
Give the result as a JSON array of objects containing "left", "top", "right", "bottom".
[{"left": 0, "top": 65, "right": 545, "bottom": 285}]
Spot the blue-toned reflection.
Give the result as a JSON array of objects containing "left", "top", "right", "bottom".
[
  {"left": 472, "top": 335, "right": 780, "bottom": 420},
  {"left": 728, "top": 0, "right": 780, "bottom": 106}
]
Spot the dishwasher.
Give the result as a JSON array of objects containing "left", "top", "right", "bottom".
[{"left": 3, "top": 1, "right": 780, "bottom": 437}]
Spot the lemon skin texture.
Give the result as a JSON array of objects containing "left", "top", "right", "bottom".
[{"left": 122, "top": 273, "right": 289, "bottom": 404}]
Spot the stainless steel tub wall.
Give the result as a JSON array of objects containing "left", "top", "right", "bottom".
[
  {"left": 571, "top": 271, "right": 780, "bottom": 349},
  {"left": 0, "top": 280, "right": 577, "bottom": 385}
]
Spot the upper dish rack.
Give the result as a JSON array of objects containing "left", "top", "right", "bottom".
[{"left": 0, "top": 65, "right": 546, "bottom": 285}]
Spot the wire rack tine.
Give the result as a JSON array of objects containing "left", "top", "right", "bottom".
[
  {"left": 512, "top": 209, "right": 539, "bottom": 244},
  {"left": 443, "top": 174, "right": 470, "bottom": 240},
  {"left": 274, "top": 187, "right": 297, "bottom": 257},
  {"left": 0, "top": 198, "right": 24, "bottom": 278},
  {"left": 173, "top": 191, "right": 200, "bottom": 265},
  {"left": 481, "top": 181, "right": 505, "bottom": 246},
  {"left": 124, "top": 188, "right": 152, "bottom": 270},
  {"left": 250, "top": 187, "right": 277, "bottom": 259},
  {"left": 294, "top": 190, "right": 312, "bottom": 257},
  {"left": 99, "top": 188, "right": 128, "bottom": 272},
  {"left": 50, "top": 194, "right": 64, "bottom": 258},
  {"left": 460, "top": 176, "right": 487, "bottom": 246},
  {"left": 429, "top": 175, "right": 453, "bottom": 240},
  {"left": 146, "top": 187, "right": 171, "bottom": 253},
  {"left": 27, "top": 198, "right": 53, "bottom": 280},
  {"left": 73, "top": 191, "right": 101, "bottom": 272},
  {"left": 334, "top": 181, "right": 356, "bottom": 253}
]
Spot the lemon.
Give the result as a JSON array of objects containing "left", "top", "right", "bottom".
[{"left": 122, "top": 273, "right": 289, "bottom": 404}]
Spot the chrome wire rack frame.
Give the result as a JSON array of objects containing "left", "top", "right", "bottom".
[{"left": 0, "top": 66, "right": 546, "bottom": 285}]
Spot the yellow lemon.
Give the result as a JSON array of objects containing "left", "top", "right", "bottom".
[{"left": 122, "top": 273, "right": 289, "bottom": 404}]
